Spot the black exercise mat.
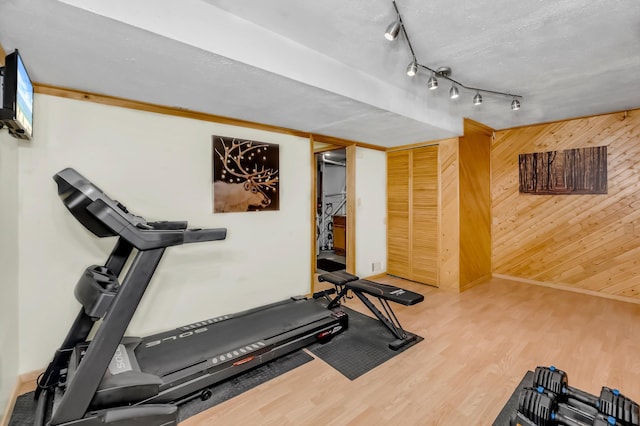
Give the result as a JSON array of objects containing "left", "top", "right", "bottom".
[
  {"left": 8, "top": 350, "right": 314, "bottom": 425},
  {"left": 8, "top": 391, "right": 38, "bottom": 426},
  {"left": 178, "top": 350, "right": 313, "bottom": 421},
  {"left": 316, "top": 258, "right": 346, "bottom": 272},
  {"left": 492, "top": 370, "right": 534, "bottom": 426},
  {"left": 307, "top": 306, "right": 422, "bottom": 380}
]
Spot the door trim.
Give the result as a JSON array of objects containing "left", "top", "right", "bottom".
[{"left": 310, "top": 138, "right": 356, "bottom": 293}]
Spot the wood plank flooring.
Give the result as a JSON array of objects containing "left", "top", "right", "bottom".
[{"left": 182, "top": 276, "right": 640, "bottom": 425}]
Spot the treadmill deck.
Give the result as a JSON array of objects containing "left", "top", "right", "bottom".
[{"left": 136, "top": 298, "right": 336, "bottom": 378}]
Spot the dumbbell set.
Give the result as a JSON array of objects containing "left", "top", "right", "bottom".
[{"left": 511, "top": 366, "right": 639, "bottom": 426}]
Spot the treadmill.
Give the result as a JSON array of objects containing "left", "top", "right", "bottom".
[{"left": 33, "top": 168, "right": 348, "bottom": 426}]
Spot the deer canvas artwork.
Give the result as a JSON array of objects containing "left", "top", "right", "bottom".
[{"left": 212, "top": 136, "right": 280, "bottom": 213}]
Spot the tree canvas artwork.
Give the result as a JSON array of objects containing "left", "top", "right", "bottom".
[
  {"left": 518, "top": 146, "right": 607, "bottom": 194},
  {"left": 212, "top": 136, "right": 280, "bottom": 213}
]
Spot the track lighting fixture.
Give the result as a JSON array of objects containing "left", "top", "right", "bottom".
[
  {"left": 406, "top": 59, "right": 418, "bottom": 77},
  {"left": 384, "top": 0, "right": 522, "bottom": 110},
  {"left": 473, "top": 91, "right": 483, "bottom": 106},
  {"left": 449, "top": 83, "right": 459, "bottom": 99},
  {"left": 385, "top": 19, "right": 401, "bottom": 41},
  {"left": 427, "top": 72, "right": 438, "bottom": 90}
]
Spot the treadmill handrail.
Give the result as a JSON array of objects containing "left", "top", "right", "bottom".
[
  {"left": 87, "top": 199, "right": 227, "bottom": 250},
  {"left": 146, "top": 221, "right": 188, "bottom": 230}
]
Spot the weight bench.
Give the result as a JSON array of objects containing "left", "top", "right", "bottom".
[{"left": 317, "top": 271, "right": 424, "bottom": 350}]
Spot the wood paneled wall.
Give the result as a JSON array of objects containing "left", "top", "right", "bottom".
[
  {"left": 438, "top": 120, "right": 493, "bottom": 292},
  {"left": 492, "top": 109, "right": 640, "bottom": 299},
  {"left": 438, "top": 138, "right": 460, "bottom": 291},
  {"left": 459, "top": 120, "right": 493, "bottom": 289}
]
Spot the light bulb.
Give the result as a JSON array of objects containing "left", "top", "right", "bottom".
[
  {"left": 473, "top": 92, "right": 483, "bottom": 106},
  {"left": 385, "top": 20, "right": 401, "bottom": 41},
  {"left": 406, "top": 60, "right": 418, "bottom": 77},
  {"left": 427, "top": 72, "right": 438, "bottom": 90},
  {"left": 450, "top": 84, "right": 459, "bottom": 99}
]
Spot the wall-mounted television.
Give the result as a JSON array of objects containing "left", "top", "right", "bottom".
[{"left": 0, "top": 49, "right": 34, "bottom": 140}]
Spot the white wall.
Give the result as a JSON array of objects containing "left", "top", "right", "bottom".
[
  {"left": 0, "top": 131, "right": 19, "bottom": 419},
  {"left": 18, "top": 94, "right": 312, "bottom": 373},
  {"left": 355, "top": 147, "right": 387, "bottom": 277}
]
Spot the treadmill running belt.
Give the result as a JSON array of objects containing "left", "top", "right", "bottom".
[{"left": 136, "top": 298, "right": 332, "bottom": 378}]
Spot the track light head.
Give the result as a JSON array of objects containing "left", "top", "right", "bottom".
[
  {"left": 406, "top": 60, "right": 418, "bottom": 77},
  {"left": 449, "top": 84, "right": 459, "bottom": 99},
  {"left": 427, "top": 72, "right": 438, "bottom": 90},
  {"left": 382, "top": 3, "right": 522, "bottom": 111},
  {"left": 436, "top": 66, "right": 452, "bottom": 77},
  {"left": 385, "top": 19, "right": 401, "bottom": 41},
  {"left": 473, "top": 92, "right": 483, "bottom": 106}
]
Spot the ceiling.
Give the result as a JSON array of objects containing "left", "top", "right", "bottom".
[{"left": 1, "top": 0, "right": 639, "bottom": 147}]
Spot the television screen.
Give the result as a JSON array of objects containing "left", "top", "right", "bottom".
[
  {"left": 1, "top": 49, "right": 34, "bottom": 140},
  {"left": 15, "top": 53, "right": 33, "bottom": 138}
]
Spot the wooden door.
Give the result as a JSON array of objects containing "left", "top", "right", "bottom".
[
  {"left": 386, "top": 147, "right": 439, "bottom": 286},
  {"left": 411, "top": 146, "right": 438, "bottom": 285},
  {"left": 387, "top": 151, "right": 410, "bottom": 278}
]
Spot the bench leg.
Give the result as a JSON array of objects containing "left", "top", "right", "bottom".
[{"left": 352, "top": 292, "right": 417, "bottom": 350}]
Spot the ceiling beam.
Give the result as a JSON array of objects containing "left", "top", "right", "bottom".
[
  {"left": 57, "top": 0, "right": 462, "bottom": 138},
  {"left": 35, "top": 83, "right": 387, "bottom": 151}
]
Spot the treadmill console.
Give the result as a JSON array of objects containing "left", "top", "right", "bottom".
[
  {"left": 54, "top": 168, "right": 227, "bottom": 249},
  {"left": 54, "top": 168, "right": 148, "bottom": 238}
]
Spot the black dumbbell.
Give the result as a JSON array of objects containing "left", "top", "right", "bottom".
[
  {"left": 534, "top": 366, "right": 639, "bottom": 426},
  {"left": 513, "top": 386, "right": 619, "bottom": 426}
]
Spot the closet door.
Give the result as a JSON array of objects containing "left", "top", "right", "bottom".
[
  {"left": 386, "top": 146, "right": 439, "bottom": 286},
  {"left": 411, "top": 146, "right": 438, "bottom": 285},
  {"left": 387, "top": 151, "right": 410, "bottom": 278}
]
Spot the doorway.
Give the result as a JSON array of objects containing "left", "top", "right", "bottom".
[{"left": 315, "top": 148, "right": 347, "bottom": 273}]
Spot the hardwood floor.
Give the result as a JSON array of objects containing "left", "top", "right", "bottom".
[{"left": 182, "top": 276, "right": 640, "bottom": 425}]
